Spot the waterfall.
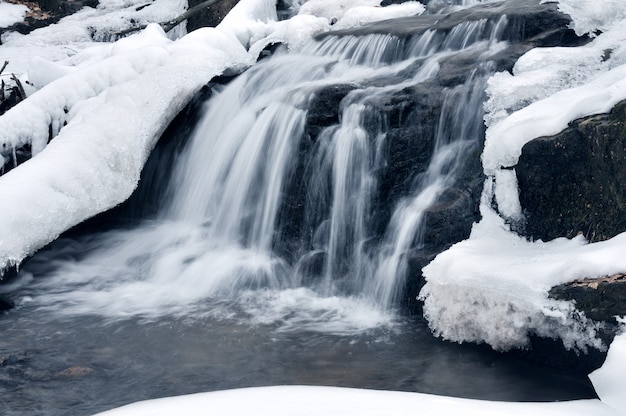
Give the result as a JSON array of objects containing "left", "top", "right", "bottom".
[{"left": 21, "top": 8, "right": 511, "bottom": 330}]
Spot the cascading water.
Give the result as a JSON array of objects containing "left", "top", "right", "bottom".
[
  {"left": 0, "top": 4, "right": 603, "bottom": 415},
  {"left": 13, "top": 13, "right": 510, "bottom": 329}
]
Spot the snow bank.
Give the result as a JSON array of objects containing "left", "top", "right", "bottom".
[
  {"left": 0, "top": 1, "right": 27, "bottom": 28},
  {"left": 0, "top": 0, "right": 186, "bottom": 77},
  {"left": 590, "top": 330, "right": 626, "bottom": 414},
  {"left": 244, "top": 0, "right": 426, "bottom": 57},
  {"left": 550, "top": 0, "right": 626, "bottom": 36},
  {"left": 91, "top": 385, "right": 618, "bottom": 416},
  {"left": 0, "top": 0, "right": 261, "bottom": 272},
  {"left": 0, "top": 23, "right": 250, "bottom": 271},
  {"left": 420, "top": 197, "right": 624, "bottom": 351},
  {"left": 420, "top": 0, "right": 626, "bottom": 351}
]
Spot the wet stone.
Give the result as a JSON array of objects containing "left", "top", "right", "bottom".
[
  {"left": 517, "top": 100, "right": 626, "bottom": 242},
  {"left": 56, "top": 366, "right": 94, "bottom": 378}
]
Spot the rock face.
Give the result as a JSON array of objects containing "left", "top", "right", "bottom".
[
  {"left": 549, "top": 273, "right": 626, "bottom": 360},
  {"left": 276, "top": 0, "right": 585, "bottom": 311},
  {"left": 517, "top": 98, "right": 626, "bottom": 357},
  {"left": 517, "top": 100, "right": 626, "bottom": 242},
  {"left": 186, "top": 0, "right": 241, "bottom": 32},
  {"left": 550, "top": 274, "right": 626, "bottom": 324}
]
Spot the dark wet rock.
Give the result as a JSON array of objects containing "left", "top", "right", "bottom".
[
  {"left": 516, "top": 335, "right": 609, "bottom": 375},
  {"left": 517, "top": 100, "right": 626, "bottom": 242},
  {"left": 186, "top": 0, "right": 241, "bottom": 32},
  {"left": 318, "top": 0, "right": 587, "bottom": 89},
  {"left": 517, "top": 98, "right": 626, "bottom": 369},
  {"left": 0, "top": 295, "right": 15, "bottom": 311},
  {"left": 322, "top": 0, "right": 579, "bottom": 42},
  {"left": 56, "top": 366, "right": 93, "bottom": 378},
  {"left": 305, "top": 84, "right": 358, "bottom": 139},
  {"left": 547, "top": 274, "right": 626, "bottom": 370},
  {"left": 550, "top": 274, "right": 626, "bottom": 325}
]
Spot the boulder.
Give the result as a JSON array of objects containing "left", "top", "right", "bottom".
[
  {"left": 550, "top": 274, "right": 626, "bottom": 324},
  {"left": 186, "top": 0, "right": 241, "bottom": 32},
  {"left": 0, "top": 295, "right": 14, "bottom": 311},
  {"left": 518, "top": 100, "right": 626, "bottom": 362},
  {"left": 322, "top": 0, "right": 585, "bottom": 49},
  {"left": 517, "top": 100, "right": 626, "bottom": 242},
  {"left": 548, "top": 273, "right": 626, "bottom": 362}
]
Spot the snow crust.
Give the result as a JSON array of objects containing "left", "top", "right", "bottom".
[
  {"left": 0, "top": 1, "right": 252, "bottom": 271},
  {"left": 0, "top": 0, "right": 186, "bottom": 77},
  {"left": 549, "top": 0, "right": 626, "bottom": 36},
  {"left": 590, "top": 331, "right": 626, "bottom": 414},
  {"left": 0, "top": 1, "right": 27, "bottom": 28},
  {"left": 420, "top": 196, "right": 623, "bottom": 351},
  {"left": 92, "top": 385, "right": 618, "bottom": 416},
  {"left": 420, "top": 0, "right": 626, "bottom": 352},
  {"left": 298, "top": 0, "right": 425, "bottom": 30}
]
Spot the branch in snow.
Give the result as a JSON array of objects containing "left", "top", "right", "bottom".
[{"left": 113, "top": 0, "right": 224, "bottom": 38}]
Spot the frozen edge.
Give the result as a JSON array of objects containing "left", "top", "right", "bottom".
[
  {"left": 93, "top": 331, "right": 626, "bottom": 415},
  {"left": 91, "top": 385, "right": 619, "bottom": 416}
]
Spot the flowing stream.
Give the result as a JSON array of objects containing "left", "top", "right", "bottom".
[{"left": 0, "top": 5, "right": 598, "bottom": 416}]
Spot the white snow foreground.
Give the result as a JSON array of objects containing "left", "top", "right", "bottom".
[
  {"left": 90, "top": 387, "right": 618, "bottom": 416},
  {"left": 419, "top": 0, "right": 626, "bottom": 352},
  {"left": 93, "top": 330, "right": 626, "bottom": 415}
]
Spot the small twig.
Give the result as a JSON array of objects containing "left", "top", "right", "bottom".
[
  {"left": 113, "top": 0, "right": 222, "bottom": 38},
  {"left": 0, "top": 61, "right": 8, "bottom": 76},
  {"left": 10, "top": 74, "right": 26, "bottom": 100}
]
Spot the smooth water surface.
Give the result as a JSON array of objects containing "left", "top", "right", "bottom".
[{"left": 0, "top": 294, "right": 596, "bottom": 416}]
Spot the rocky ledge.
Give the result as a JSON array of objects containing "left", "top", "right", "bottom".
[
  {"left": 517, "top": 100, "right": 626, "bottom": 354},
  {"left": 550, "top": 273, "right": 626, "bottom": 325},
  {"left": 517, "top": 99, "right": 626, "bottom": 243}
]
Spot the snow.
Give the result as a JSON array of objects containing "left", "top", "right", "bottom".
[
  {"left": 420, "top": 196, "right": 622, "bottom": 351},
  {"left": 297, "top": 0, "right": 425, "bottom": 30},
  {"left": 331, "top": 2, "right": 426, "bottom": 30},
  {"left": 549, "top": 0, "right": 626, "bottom": 36},
  {"left": 0, "top": 1, "right": 27, "bottom": 28},
  {"left": 0, "top": 1, "right": 254, "bottom": 271},
  {"left": 590, "top": 331, "right": 626, "bottom": 413},
  {"left": 0, "top": 0, "right": 187, "bottom": 77},
  {"left": 91, "top": 385, "right": 618, "bottom": 416}
]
